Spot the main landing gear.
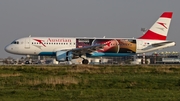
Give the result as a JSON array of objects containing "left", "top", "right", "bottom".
[
  {"left": 82, "top": 59, "right": 89, "bottom": 64},
  {"left": 79, "top": 55, "right": 89, "bottom": 64}
]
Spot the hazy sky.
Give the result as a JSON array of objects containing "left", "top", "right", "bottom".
[{"left": 1, "top": 0, "right": 180, "bottom": 58}]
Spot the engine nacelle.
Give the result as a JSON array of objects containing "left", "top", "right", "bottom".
[
  {"left": 56, "top": 51, "right": 73, "bottom": 62},
  {"left": 67, "top": 51, "right": 73, "bottom": 61}
]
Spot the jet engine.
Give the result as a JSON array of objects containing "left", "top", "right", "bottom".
[{"left": 56, "top": 51, "right": 73, "bottom": 62}]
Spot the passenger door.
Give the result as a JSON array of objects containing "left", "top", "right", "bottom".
[{"left": 25, "top": 38, "right": 30, "bottom": 49}]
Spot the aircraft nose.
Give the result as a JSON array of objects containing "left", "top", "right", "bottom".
[
  {"left": 5, "top": 45, "right": 19, "bottom": 54},
  {"left": 5, "top": 45, "right": 10, "bottom": 53},
  {"left": 4, "top": 45, "right": 13, "bottom": 53}
]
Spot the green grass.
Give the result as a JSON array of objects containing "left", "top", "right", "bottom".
[{"left": 0, "top": 64, "right": 180, "bottom": 101}]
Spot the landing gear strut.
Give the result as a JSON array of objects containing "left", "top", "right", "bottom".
[{"left": 82, "top": 59, "right": 89, "bottom": 64}]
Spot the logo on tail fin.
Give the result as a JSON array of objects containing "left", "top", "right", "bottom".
[{"left": 157, "top": 22, "right": 167, "bottom": 29}]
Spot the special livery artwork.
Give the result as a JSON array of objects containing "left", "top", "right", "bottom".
[{"left": 76, "top": 38, "right": 136, "bottom": 53}]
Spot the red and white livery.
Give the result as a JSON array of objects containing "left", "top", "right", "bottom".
[{"left": 5, "top": 12, "right": 175, "bottom": 64}]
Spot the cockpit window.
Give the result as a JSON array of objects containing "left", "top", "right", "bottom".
[{"left": 11, "top": 41, "right": 19, "bottom": 44}]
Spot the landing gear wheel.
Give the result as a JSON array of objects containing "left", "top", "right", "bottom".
[{"left": 82, "top": 59, "right": 89, "bottom": 64}]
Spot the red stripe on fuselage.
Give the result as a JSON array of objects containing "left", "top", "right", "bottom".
[
  {"left": 160, "top": 12, "right": 173, "bottom": 18},
  {"left": 139, "top": 30, "right": 166, "bottom": 40}
]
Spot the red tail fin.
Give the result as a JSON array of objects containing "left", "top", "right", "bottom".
[{"left": 139, "top": 12, "right": 173, "bottom": 40}]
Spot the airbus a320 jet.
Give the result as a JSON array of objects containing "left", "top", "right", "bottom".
[{"left": 5, "top": 12, "right": 175, "bottom": 64}]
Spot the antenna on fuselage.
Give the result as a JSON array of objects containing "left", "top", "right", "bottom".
[
  {"left": 103, "top": 36, "right": 105, "bottom": 38},
  {"left": 29, "top": 35, "right": 31, "bottom": 37}
]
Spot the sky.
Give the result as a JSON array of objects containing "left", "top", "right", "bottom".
[{"left": 1, "top": 0, "right": 180, "bottom": 59}]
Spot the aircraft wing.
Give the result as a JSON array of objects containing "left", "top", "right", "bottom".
[{"left": 70, "top": 44, "right": 106, "bottom": 56}]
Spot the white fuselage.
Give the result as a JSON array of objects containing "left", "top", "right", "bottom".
[{"left": 5, "top": 37, "right": 175, "bottom": 57}]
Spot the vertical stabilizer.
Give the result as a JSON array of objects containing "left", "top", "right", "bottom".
[{"left": 139, "top": 12, "right": 173, "bottom": 40}]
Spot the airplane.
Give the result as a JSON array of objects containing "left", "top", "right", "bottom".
[{"left": 5, "top": 12, "right": 175, "bottom": 64}]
